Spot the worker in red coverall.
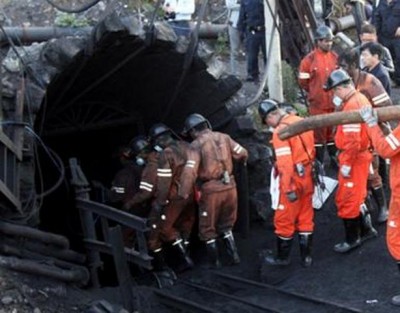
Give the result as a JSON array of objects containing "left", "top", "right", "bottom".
[
  {"left": 359, "top": 106, "right": 400, "bottom": 307},
  {"left": 109, "top": 137, "right": 151, "bottom": 247},
  {"left": 339, "top": 49, "right": 391, "bottom": 225},
  {"left": 149, "top": 123, "right": 196, "bottom": 272},
  {"left": 178, "top": 113, "right": 248, "bottom": 268},
  {"left": 258, "top": 99, "right": 315, "bottom": 267},
  {"left": 123, "top": 135, "right": 168, "bottom": 271},
  {"left": 324, "top": 69, "right": 373, "bottom": 253},
  {"left": 298, "top": 25, "right": 338, "bottom": 166}
]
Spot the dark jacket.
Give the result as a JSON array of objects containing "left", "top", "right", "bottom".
[
  {"left": 237, "top": 0, "right": 265, "bottom": 33},
  {"left": 373, "top": 0, "right": 400, "bottom": 38}
]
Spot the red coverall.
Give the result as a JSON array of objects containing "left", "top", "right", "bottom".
[
  {"left": 298, "top": 48, "right": 338, "bottom": 145},
  {"left": 366, "top": 124, "right": 400, "bottom": 260},
  {"left": 272, "top": 114, "right": 315, "bottom": 238},
  {"left": 155, "top": 140, "right": 196, "bottom": 243},
  {"left": 179, "top": 129, "right": 248, "bottom": 241},
  {"left": 123, "top": 151, "right": 163, "bottom": 252},
  {"left": 355, "top": 71, "right": 392, "bottom": 189},
  {"left": 335, "top": 91, "right": 373, "bottom": 219}
]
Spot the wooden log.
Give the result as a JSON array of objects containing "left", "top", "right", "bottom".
[{"left": 278, "top": 106, "right": 400, "bottom": 140}]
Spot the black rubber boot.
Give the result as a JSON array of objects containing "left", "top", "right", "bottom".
[
  {"left": 264, "top": 236, "right": 293, "bottom": 266},
  {"left": 371, "top": 186, "right": 389, "bottom": 223},
  {"left": 359, "top": 203, "right": 378, "bottom": 243},
  {"left": 205, "top": 239, "right": 221, "bottom": 269},
  {"left": 315, "top": 145, "right": 325, "bottom": 165},
  {"left": 326, "top": 143, "right": 338, "bottom": 170},
  {"left": 171, "top": 238, "right": 194, "bottom": 272},
  {"left": 391, "top": 263, "right": 400, "bottom": 306},
  {"left": 222, "top": 231, "right": 240, "bottom": 265},
  {"left": 298, "top": 233, "right": 313, "bottom": 267},
  {"left": 334, "top": 218, "right": 361, "bottom": 253},
  {"left": 151, "top": 248, "right": 169, "bottom": 271}
]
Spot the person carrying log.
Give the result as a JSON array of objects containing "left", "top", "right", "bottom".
[
  {"left": 258, "top": 99, "right": 315, "bottom": 267},
  {"left": 339, "top": 49, "right": 391, "bottom": 224},
  {"left": 324, "top": 69, "right": 375, "bottom": 253}
]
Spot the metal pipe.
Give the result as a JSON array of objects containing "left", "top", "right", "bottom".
[
  {"left": 0, "top": 23, "right": 226, "bottom": 45},
  {"left": 329, "top": 15, "right": 355, "bottom": 33}
]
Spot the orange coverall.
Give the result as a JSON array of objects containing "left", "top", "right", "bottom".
[
  {"left": 335, "top": 91, "right": 372, "bottom": 219},
  {"left": 366, "top": 124, "right": 400, "bottom": 260},
  {"left": 179, "top": 129, "right": 248, "bottom": 241},
  {"left": 355, "top": 71, "right": 392, "bottom": 189},
  {"left": 155, "top": 140, "right": 196, "bottom": 243},
  {"left": 298, "top": 48, "right": 338, "bottom": 144},
  {"left": 272, "top": 114, "right": 315, "bottom": 238}
]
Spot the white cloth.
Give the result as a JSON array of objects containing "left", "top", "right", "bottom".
[
  {"left": 312, "top": 175, "right": 337, "bottom": 210},
  {"left": 164, "top": 0, "right": 195, "bottom": 21},
  {"left": 225, "top": 0, "right": 240, "bottom": 28},
  {"left": 270, "top": 167, "right": 280, "bottom": 210}
]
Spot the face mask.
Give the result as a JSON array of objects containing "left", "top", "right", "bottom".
[
  {"left": 154, "top": 145, "right": 163, "bottom": 152},
  {"left": 136, "top": 157, "right": 146, "bottom": 166},
  {"left": 332, "top": 95, "right": 343, "bottom": 107}
]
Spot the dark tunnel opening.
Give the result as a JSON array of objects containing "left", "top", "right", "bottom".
[{"left": 33, "top": 28, "right": 243, "bottom": 268}]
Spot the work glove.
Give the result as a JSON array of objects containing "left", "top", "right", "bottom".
[
  {"left": 340, "top": 165, "right": 351, "bottom": 178},
  {"left": 286, "top": 191, "right": 298, "bottom": 202},
  {"left": 360, "top": 106, "right": 378, "bottom": 127}
]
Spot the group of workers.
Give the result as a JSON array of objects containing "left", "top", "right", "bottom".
[
  {"left": 258, "top": 20, "right": 400, "bottom": 305},
  {"left": 110, "top": 113, "right": 248, "bottom": 274}
]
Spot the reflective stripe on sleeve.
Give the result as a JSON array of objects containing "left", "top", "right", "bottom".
[
  {"left": 386, "top": 133, "right": 400, "bottom": 150},
  {"left": 233, "top": 144, "right": 243, "bottom": 154},
  {"left": 139, "top": 181, "right": 153, "bottom": 192},
  {"left": 157, "top": 168, "right": 172, "bottom": 177},
  {"left": 275, "top": 146, "right": 291, "bottom": 156},
  {"left": 298, "top": 72, "right": 310, "bottom": 79},
  {"left": 185, "top": 160, "right": 196, "bottom": 168},
  {"left": 342, "top": 124, "right": 361, "bottom": 133}
]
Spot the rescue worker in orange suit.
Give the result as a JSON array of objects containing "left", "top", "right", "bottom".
[
  {"left": 359, "top": 106, "right": 400, "bottom": 307},
  {"left": 324, "top": 69, "right": 374, "bottom": 253},
  {"left": 258, "top": 99, "right": 315, "bottom": 267},
  {"left": 339, "top": 49, "right": 391, "bottom": 224},
  {"left": 298, "top": 25, "right": 338, "bottom": 166},
  {"left": 178, "top": 113, "right": 248, "bottom": 268},
  {"left": 122, "top": 135, "right": 168, "bottom": 271},
  {"left": 149, "top": 123, "right": 196, "bottom": 272}
]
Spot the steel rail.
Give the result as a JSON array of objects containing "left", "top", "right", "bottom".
[
  {"left": 153, "top": 289, "right": 219, "bottom": 313},
  {"left": 214, "top": 271, "right": 363, "bottom": 313}
]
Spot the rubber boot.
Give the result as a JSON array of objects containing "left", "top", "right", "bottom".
[
  {"left": 264, "top": 236, "right": 293, "bottom": 266},
  {"left": 327, "top": 143, "right": 338, "bottom": 170},
  {"left": 171, "top": 238, "right": 194, "bottom": 272},
  {"left": 222, "top": 231, "right": 240, "bottom": 265},
  {"left": 359, "top": 203, "right": 378, "bottom": 242},
  {"left": 371, "top": 186, "right": 389, "bottom": 223},
  {"left": 378, "top": 156, "right": 389, "bottom": 191},
  {"left": 391, "top": 263, "right": 400, "bottom": 306},
  {"left": 334, "top": 218, "right": 361, "bottom": 253},
  {"left": 315, "top": 145, "right": 325, "bottom": 166},
  {"left": 151, "top": 248, "right": 169, "bottom": 271},
  {"left": 205, "top": 239, "right": 221, "bottom": 269},
  {"left": 298, "top": 233, "right": 313, "bottom": 267}
]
